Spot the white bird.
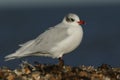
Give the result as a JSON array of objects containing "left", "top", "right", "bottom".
[{"left": 5, "top": 13, "right": 85, "bottom": 65}]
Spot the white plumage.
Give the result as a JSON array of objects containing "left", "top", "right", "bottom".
[{"left": 5, "top": 13, "right": 85, "bottom": 61}]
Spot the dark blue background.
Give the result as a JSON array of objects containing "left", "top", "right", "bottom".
[{"left": 0, "top": 4, "right": 120, "bottom": 68}]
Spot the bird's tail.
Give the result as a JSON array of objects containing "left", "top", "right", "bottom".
[
  {"left": 4, "top": 40, "right": 35, "bottom": 61},
  {"left": 5, "top": 51, "right": 30, "bottom": 61},
  {"left": 4, "top": 54, "right": 18, "bottom": 61},
  {"left": 5, "top": 57, "right": 16, "bottom": 61}
]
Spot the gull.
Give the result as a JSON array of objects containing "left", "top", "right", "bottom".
[{"left": 5, "top": 13, "right": 85, "bottom": 66}]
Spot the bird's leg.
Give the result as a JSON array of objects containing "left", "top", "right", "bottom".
[{"left": 58, "top": 57, "right": 64, "bottom": 67}]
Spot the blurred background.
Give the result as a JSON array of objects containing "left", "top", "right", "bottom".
[{"left": 0, "top": 0, "right": 120, "bottom": 68}]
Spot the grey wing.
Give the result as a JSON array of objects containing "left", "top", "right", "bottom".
[
  {"left": 19, "top": 40, "right": 34, "bottom": 47},
  {"left": 30, "top": 26, "right": 69, "bottom": 54},
  {"left": 5, "top": 24, "right": 70, "bottom": 60}
]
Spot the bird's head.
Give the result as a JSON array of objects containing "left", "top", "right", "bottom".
[{"left": 63, "top": 13, "right": 85, "bottom": 25}]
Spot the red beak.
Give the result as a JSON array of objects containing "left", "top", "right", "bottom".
[{"left": 77, "top": 20, "right": 85, "bottom": 25}]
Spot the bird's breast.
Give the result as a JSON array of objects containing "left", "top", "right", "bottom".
[
  {"left": 65, "top": 26, "right": 83, "bottom": 53},
  {"left": 55, "top": 26, "right": 83, "bottom": 54}
]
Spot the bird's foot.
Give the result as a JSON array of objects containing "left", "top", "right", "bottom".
[{"left": 58, "top": 57, "right": 64, "bottom": 68}]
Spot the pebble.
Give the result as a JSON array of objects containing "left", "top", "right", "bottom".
[{"left": 0, "top": 61, "right": 120, "bottom": 80}]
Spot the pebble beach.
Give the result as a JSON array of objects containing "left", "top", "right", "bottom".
[{"left": 0, "top": 61, "right": 120, "bottom": 80}]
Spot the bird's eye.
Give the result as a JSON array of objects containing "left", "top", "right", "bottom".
[
  {"left": 70, "top": 18, "right": 74, "bottom": 22},
  {"left": 66, "top": 17, "right": 75, "bottom": 22}
]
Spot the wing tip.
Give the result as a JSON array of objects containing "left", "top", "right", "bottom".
[
  {"left": 4, "top": 55, "right": 16, "bottom": 61},
  {"left": 4, "top": 57, "right": 15, "bottom": 61}
]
